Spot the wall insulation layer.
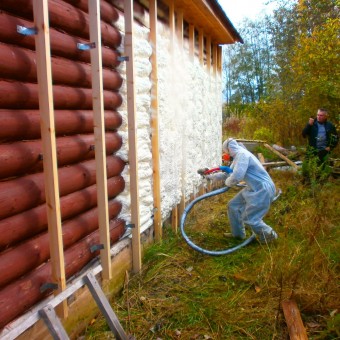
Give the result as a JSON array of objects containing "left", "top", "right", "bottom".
[{"left": 116, "top": 14, "right": 223, "bottom": 229}]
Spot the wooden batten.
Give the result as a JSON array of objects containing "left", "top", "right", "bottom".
[
  {"left": 206, "top": 35, "right": 212, "bottom": 71},
  {"left": 213, "top": 43, "right": 218, "bottom": 76},
  {"left": 124, "top": 0, "right": 142, "bottom": 273},
  {"left": 89, "top": 0, "right": 111, "bottom": 280},
  {"left": 33, "top": 0, "right": 67, "bottom": 317},
  {"left": 169, "top": 0, "right": 175, "bottom": 54},
  {"left": 150, "top": 0, "right": 162, "bottom": 242},
  {"left": 198, "top": 29, "right": 204, "bottom": 65},
  {"left": 189, "top": 24, "right": 195, "bottom": 60},
  {"left": 218, "top": 45, "right": 222, "bottom": 73},
  {"left": 176, "top": 9, "right": 183, "bottom": 48}
]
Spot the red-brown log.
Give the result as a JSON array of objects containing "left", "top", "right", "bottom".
[
  {"left": 0, "top": 176, "right": 125, "bottom": 250},
  {"left": 63, "top": 0, "right": 119, "bottom": 23},
  {"left": 0, "top": 218, "right": 126, "bottom": 330},
  {"left": 0, "top": 199, "right": 123, "bottom": 288},
  {"left": 0, "top": 80, "right": 122, "bottom": 110},
  {"left": 0, "top": 12, "right": 120, "bottom": 68},
  {"left": 0, "top": 109, "right": 122, "bottom": 141},
  {"left": 0, "top": 132, "right": 122, "bottom": 178},
  {"left": 0, "top": 0, "right": 121, "bottom": 48},
  {"left": 0, "top": 156, "right": 126, "bottom": 220},
  {"left": 0, "top": 43, "right": 122, "bottom": 90}
]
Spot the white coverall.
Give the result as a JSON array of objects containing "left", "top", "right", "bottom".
[{"left": 223, "top": 139, "right": 278, "bottom": 243}]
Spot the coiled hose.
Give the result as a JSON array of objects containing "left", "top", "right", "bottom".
[
  {"left": 180, "top": 186, "right": 256, "bottom": 256},
  {"left": 180, "top": 186, "right": 282, "bottom": 256}
]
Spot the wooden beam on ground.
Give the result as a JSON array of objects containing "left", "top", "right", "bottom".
[
  {"left": 264, "top": 143, "right": 298, "bottom": 170},
  {"left": 89, "top": 0, "right": 111, "bottom": 280},
  {"left": 282, "top": 300, "right": 308, "bottom": 340},
  {"left": 33, "top": 0, "right": 67, "bottom": 317},
  {"left": 189, "top": 24, "right": 194, "bottom": 61},
  {"left": 198, "top": 29, "right": 204, "bottom": 65},
  {"left": 206, "top": 35, "right": 211, "bottom": 71},
  {"left": 124, "top": 0, "right": 142, "bottom": 273},
  {"left": 149, "top": 0, "right": 162, "bottom": 242}
]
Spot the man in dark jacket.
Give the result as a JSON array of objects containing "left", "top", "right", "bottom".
[{"left": 302, "top": 108, "right": 338, "bottom": 163}]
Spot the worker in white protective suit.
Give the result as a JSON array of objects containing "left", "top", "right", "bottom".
[{"left": 222, "top": 138, "right": 278, "bottom": 243}]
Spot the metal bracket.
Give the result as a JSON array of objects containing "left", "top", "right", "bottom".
[
  {"left": 17, "top": 25, "right": 37, "bottom": 36},
  {"left": 77, "top": 42, "right": 96, "bottom": 51},
  {"left": 40, "top": 282, "right": 59, "bottom": 293},
  {"left": 117, "top": 56, "right": 129, "bottom": 62},
  {"left": 90, "top": 244, "right": 104, "bottom": 253}
]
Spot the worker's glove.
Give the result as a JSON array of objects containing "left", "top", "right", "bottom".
[{"left": 197, "top": 168, "right": 209, "bottom": 176}]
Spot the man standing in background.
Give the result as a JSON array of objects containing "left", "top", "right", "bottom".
[{"left": 302, "top": 108, "right": 338, "bottom": 163}]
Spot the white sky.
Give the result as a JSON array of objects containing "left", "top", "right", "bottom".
[{"left": 217, "top": 0, "right": 277, "bottom": 25}]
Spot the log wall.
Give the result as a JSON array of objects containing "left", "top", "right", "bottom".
[{"left": 0, "top": 0, "right": 126, "bottom": 329}]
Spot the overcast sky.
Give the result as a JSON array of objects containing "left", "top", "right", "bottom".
[{"left": 217, "top": 0, "right": 277, "bottom": 25}]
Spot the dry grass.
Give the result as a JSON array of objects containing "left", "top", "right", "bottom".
[{"left": 82, "top": 171, "right": 340, "bottom": 340}]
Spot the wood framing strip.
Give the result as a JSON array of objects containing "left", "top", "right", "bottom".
[
  {"left": 213, "top": 43, "right": 218, "bottom": 76},
  {"left": 149, "top": 0, "right": 162, "bottom": 242},
  {"left": 176, "top": 9, "right": 183, "bottom": 49},
  {"left": 206, "top": 35, "right": 211, "bottom": 71},
  {"left": 33, "top": 0, "right": 67, "bottom": 317},
  {"left": 169, "top": 0, "right": 175, "bottom": 55},
  {"left": 218, "top": 45, "right": 222, "bottom": 73},
  {"left": 88, "top": 0, "right": 111, "bottom": 280},
  {"left": 189, "top": 24, "right": 195, "bottom": 61},
  {"left": 124, "top": 0, "right": 142, "bottom": 273},
  {"left": 198, "top": 29, "right": 204, "bottom": 65}
]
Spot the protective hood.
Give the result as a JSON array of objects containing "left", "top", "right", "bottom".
[{"left": 222, "top": 138, "right": 241, "bottom": 157}]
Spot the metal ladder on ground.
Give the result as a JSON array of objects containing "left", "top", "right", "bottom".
[{"left": 38, "top": 272, "right": 129, "bottom": 340}]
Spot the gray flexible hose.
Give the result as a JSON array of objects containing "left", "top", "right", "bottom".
[{"left": 180, "top": 186, "right": 256, "bottom": 256}]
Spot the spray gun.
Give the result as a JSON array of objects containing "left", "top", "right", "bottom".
[{"left": 197, "top": 165, "right": 233, "bottom": 177}]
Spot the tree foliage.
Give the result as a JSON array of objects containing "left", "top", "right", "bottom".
[{"left": 223, "top": 0, "right": 340, "bottom": 147}]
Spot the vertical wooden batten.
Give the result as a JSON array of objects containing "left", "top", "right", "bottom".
[
  {"left": 198, "top": 29, "right": 204, "bottom": 65},
  {"left": 213, "top": 43, "right": 218, "bottom": 76},
  {"left": 217, "top": 45, "right": 222, "bottom": 74},
  {"left": 176, "top": 9, "right": 183, "bottom": 48},
  {"left": 149, "top": 0, "right": 162, "bottom": 242},
  {"left": 189, "top": 24, "right": 195, "bottom": 61},
  {"left": 169, "top": 0, "right": 175, "bottom": 55},
  {"left": 88, "top": 0, "right": 111, "bottom": 280},
  {"left": 206, "top": 36, "right": 211, "bottom": 72},
  {"left": 124, "top": 0, "right": 142, "bottom": 273},
  {"left": 33, "top": 0, "right": 67, "bottom": 317}
]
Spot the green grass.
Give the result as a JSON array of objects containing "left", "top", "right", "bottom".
[{"left": 82, "top": 171, "right": 339, "bottom": 339}]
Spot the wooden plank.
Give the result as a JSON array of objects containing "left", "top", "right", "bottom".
[
  {"left": 171, "top": 206, "right": 178, "bottom": 233},
  {"left": 218, "top": 45, "right": 222, "bottom": 73},
  {"left": 149, "top": 0, "right": 162, "bottom": 242},
  {"left": 33, "top": 0, "right": 67, "bottom": 318},
  {"left": 263, "top": 143, "right": 298, "bottom": 170},
  {"left": 124, "top": 0, "right": 142, "bottom": 273},
  {"left": 213, "top": 43, "right": 217, "bottom": 76},
  {"left": 282, "top": 300, "right": 308, "bottom": 340},
  {"left": 189, "top": 24, "right": 194, "bottom": 61},
  {"left": 176, "top": 9, "right": 183, "bottom": 49},
  {"left": 206, "top": 35, "right": 211, "bottom": 71},
  {"left": 88, "top": 0, "right": 111, "bottom": 280},
  {"left": 169, "top": 0, "right": 175, "bottom": 55},
  {"left": 198, "top": 29, "right": 204, "bottom": 65}
]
